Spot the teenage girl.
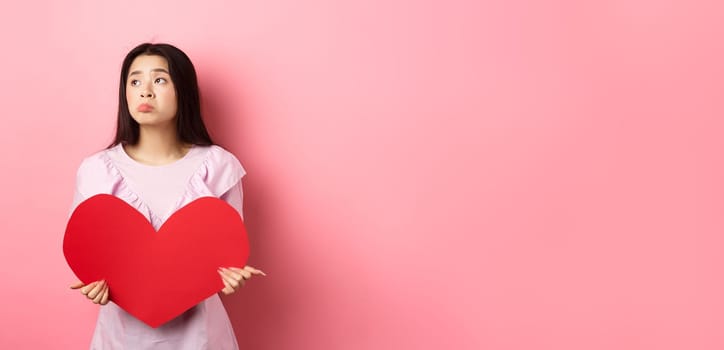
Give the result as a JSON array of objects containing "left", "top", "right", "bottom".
[{"left": 68, "top": 43, "right": 264, "bottom": 349}]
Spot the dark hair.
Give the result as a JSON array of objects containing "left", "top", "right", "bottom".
[{"left": 108, "top": 43, "right": 213, "bottom": 148}]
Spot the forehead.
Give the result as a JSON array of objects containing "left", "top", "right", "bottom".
[{"left": 128, "top": 55, "right": 169, "bottom": 75}]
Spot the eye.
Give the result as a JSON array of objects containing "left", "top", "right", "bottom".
[
  {"left": 129, "top": 79, "right": 141, "bottom": 87},
  {"left": 155, "top": 77, "right": 168, "bottom": 84}
]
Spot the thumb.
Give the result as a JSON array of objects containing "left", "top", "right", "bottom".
[{"left": 69, "top": 281, "right": 85, "bottom": 289}]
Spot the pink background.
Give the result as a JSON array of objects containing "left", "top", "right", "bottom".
[{"left": 1, "top": 1, "right": 723, "bottom": 349}]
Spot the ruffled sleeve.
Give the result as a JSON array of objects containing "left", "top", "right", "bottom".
[
  {"left": 70, "top": 145, "right": 247, "bottom": 226},
  {"left": 185, "top": 145, "right": 246, "bottom": 216},
  {"left": 220, "top": 182, "right": 244, "bottom": 220},
  {"left": 70, "top": 148, "right": 152, "bottom": 221},
  {"left": 70, "top": 151, "right": 119, "bottom": 213}
]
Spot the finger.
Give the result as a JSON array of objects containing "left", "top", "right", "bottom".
[
  {"left": 219, "top": 270, "right": 236, "bottom": 286},
  {"left": 70, "top": 281, "right": 85, "bottom": 289},
  {"left": 230, "top": 267, "right": 252, "bottom": 280},
  {"left": 100, "top": 286, "right": 110, "bottom": 305},
  {"left": 218, "top": 271, "right": 231, "bottom": 286},
  {"left": 217, "top": 268, "right": 234, "bottom": 280},
  {"left": 80, "top": 281, "right": 99, "bottom": 295},
  {"left": 223, "top": 272, "right": 242, "bottom": 289},
  {"left": 92, "top": 285, "right": 106, "bottom": 304},
  {"left": 229, "top": 267, "right": 248, "bottom": 274},
  {"left": 244, "top": 266, "right": 267, "bottom": 276},
  {"left": 220, "top": 267, "right": 243, "bottom": 281},
  {"left": 223, "top": 268, "right": 246, "bottom": 287},
  {"left": 220, "top": 268, "right": 246, "bottom": 285},
  {"left": 218, "top": 272, "right": 237, "bottom": 294},
  {"left": 221, "top": 279, "right": 234, "bottom": 295},
  {"left": 221, "top": 276, "right": 231, "bottom": 289},
  {"left": 87, "top": 281, "right": 105, "bottom": 299},
  {"left": 222, "top": 275, "right": 243, "bottom": 289}
]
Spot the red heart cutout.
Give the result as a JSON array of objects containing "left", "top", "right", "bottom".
[{"left": 63, "top": 194, "right": 249, "bottom": 328}]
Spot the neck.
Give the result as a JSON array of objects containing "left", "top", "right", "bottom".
[{"left": 125, "top": 123, "right": 190, "bottom": 165}]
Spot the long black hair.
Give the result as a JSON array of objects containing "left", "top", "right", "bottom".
[{"left": 108, "top": 43, "right": 213, "bottom": 148}]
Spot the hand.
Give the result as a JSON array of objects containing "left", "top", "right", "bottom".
[
  {"left": 218, "top": 266, "right": 266, "bottom": 295},
  {"left": 70, "top": 280, "right": 110, "bottom": 305}
]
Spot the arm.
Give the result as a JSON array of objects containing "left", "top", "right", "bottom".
[
  {"left": 68, "top": 160, "right": 110, "bottom": 304},
  {"left": 220, "top": 181, "right": 244, "bottom": 220},
  {"left": 217, "top": 180, "right": 266, "bottom": 294}
]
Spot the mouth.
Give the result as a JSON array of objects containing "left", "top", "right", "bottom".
[{"left": 137, "top": 104, "right": 154, "bottom": 112}]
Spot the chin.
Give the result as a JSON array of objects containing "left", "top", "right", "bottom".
[{"left": 131, "top": 115, "right": 176, "bottom": 127}]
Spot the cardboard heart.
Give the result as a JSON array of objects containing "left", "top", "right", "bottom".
[{"left": 63, "top": 194, "right": 249, "bottom": 328}]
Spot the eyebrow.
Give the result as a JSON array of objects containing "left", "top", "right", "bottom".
[{"left": 128, "top": 68, "right": 170, "bottom": 76}]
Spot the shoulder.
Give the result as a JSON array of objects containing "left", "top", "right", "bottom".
[
  {"left": 76, "top": 148, "right": 112, "bottom": 176},
  {"left": 202, "top": 144, "right": 246, "bottom": 179},
  {"left": 191, "top": 144, "right": 246, "bottom": 196},
  {"left": 73, "top": 146, "right": 121, "bottom": 198}
]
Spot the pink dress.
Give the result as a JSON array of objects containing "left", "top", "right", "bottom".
[{"left": 70, "top": 143, "right": 246, "bottom": 350}]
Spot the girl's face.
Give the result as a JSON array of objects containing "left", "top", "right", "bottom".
[{"left": 126, "top": 55, "right": 178, "bottom": 128}]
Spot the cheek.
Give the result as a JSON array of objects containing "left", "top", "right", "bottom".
[{"left": 163, "top": 88, "right": 178, "bottom": 106}]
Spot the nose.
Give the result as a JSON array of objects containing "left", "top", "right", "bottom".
[{"left": 140, "top": 82, "right": 154, "bottom": 98}]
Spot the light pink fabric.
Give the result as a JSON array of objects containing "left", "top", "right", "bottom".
[{"left": 70, "top": 143, "right": 246, "bottom": 350}]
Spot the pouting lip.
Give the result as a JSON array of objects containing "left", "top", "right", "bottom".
[{"left": 137, "top": 103, "right": 154, "bottom": 112}]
